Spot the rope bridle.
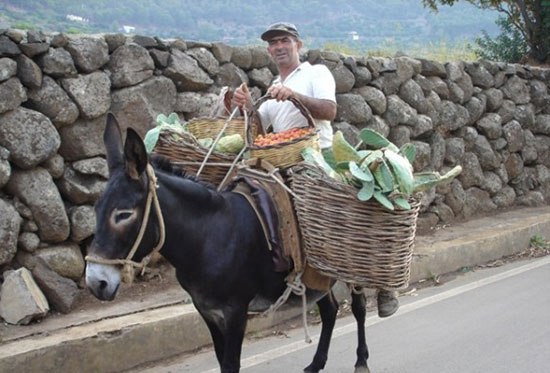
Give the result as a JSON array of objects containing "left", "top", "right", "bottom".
[{"left": 85, "top": 164, "right": 166, "bottom": 284}]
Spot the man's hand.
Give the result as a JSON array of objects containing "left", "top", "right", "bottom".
[
  {"left": 233, "top": 83, "right": 252, "bottom": 111},
  {"left": 267, "top": 84, "right": 295, "bottom": 101}
]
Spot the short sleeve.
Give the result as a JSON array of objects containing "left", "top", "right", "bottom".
[{"left": 310, "top": 65, "right": 336, "bottom": 103}]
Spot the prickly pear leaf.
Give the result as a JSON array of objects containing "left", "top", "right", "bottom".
[
  {"left": 350, "top": 161, "right": 373, "bottom": 182},
  {"left": 400, "top": 143, "right": 416, "bottom": 164},
  {"left": 360, "top": 150, "right": 383, "bottom": 168},
  {"left": 336, "top": 161, "right": 350, "bottom": 171},
  {"left": 357, "top": 150, "right": 372, "bottom": 160},
  {"left": 373, "top": 190, "right": 394, "bottom": 210},
  {"left": 373, "top": 161, "right": 395, "bottom": 192},
  {"left": 143, "top": 126, "right": 161, "bottom": 153},
  {"left": 360, "top": 129, "right": 399, "bottom": 152},
  {"left": 384, "top": 149, "right": 414, "bottom": 196},
  {"left": 357, "top": 180, "right": 375, "bottom": 201},
  {"left": 392, "top": 197, "right": 411, "bottom": 210},
  {"left": 333, "top": 131, "right": 361, "bottom": 163},
  {"left": 413, "top": 166, "right": 463, "bottom": 192}
]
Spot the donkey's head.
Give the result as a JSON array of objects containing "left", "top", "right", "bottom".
[{"left": 86, "top": 113, "right": 153, "bottom": 301}]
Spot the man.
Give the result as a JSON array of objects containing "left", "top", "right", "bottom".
[{"left": 233, "top": 22, "right": 399, "bottom": 318}]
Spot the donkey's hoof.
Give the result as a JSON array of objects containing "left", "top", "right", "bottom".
[{"left": 354, "top": 365, "right": 371, "bottom": 373}]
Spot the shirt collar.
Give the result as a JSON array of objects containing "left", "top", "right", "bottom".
[{"left": 273, "top": 61, "right": 312, "bottom": 84}]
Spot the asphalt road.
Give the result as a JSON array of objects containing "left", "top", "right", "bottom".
[{"left": 136, "top": 255, "right": 550, "bottom": 373}]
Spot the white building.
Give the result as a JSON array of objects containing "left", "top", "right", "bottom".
[{"left": 349, "top": 31, "right": 359, "bottom": 41}]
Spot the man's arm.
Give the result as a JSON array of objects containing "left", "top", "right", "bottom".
[{"left": 267, "top": 85, "right": 336, "bottom": 121}]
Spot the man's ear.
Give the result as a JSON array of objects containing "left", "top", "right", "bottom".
[
  {"left": 124, "top": 128, "right": 148, "bottom": 180},
  {"left": 104, "top": 113, "right": 124, "bottom": 174},
  {"left": 296, "top": 39, "right": 303, "bottom": 51}
]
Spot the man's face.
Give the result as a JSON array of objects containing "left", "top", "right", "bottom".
[{"left": 266, "top": 34, "right": 302, "bottom": 69}]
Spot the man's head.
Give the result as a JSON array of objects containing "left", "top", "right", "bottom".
[{"left": 261, "top": 22, "right": 302, "bottom": 70}]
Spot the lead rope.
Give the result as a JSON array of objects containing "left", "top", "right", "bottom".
[
  {"left": 85, "top": 164, "right": 166, "bottom": 284},
  {"left": 262, "top": 271, "right": 312, "bottom": 343}
]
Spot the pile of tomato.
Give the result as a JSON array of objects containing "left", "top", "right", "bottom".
[{"left": 253, "top": 127, "right": 313, "bottom": 147}]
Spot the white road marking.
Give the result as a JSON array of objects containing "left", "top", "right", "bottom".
[{"left": 201, "top": 256, "right": 550, "bottom": 372}]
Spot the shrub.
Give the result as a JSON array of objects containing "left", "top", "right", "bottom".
[{"left": 473, "top": 16, "right": 528, "bottom": 63}]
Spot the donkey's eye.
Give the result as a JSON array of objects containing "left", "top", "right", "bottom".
[{"left": 112, "top": 209, "right": 137, "bottom": 225}]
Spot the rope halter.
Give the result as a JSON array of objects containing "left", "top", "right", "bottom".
[{"left": 85, "top": 164, "right": 166, "bottom": 284}]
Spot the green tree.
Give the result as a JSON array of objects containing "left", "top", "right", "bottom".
[
  {"left": 474, "top": 16, "right": 528, "bottom": 61},
  {"left": 423, "top": 0, "right": 550, "bottom": 62}
]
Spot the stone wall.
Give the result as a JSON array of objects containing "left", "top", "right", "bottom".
[{"left": 0, "top": 29, "right": 549, "bottom": 317}]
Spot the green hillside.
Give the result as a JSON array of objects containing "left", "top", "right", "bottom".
[{"left": 0, "top": 0, "right": 498, "bottom": 53}]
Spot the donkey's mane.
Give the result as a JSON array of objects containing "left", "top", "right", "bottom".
[{"left": 150, "top": 154, "right": 217, "bottom": 191}]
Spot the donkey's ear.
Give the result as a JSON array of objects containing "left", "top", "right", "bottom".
[
  {"left": 124, "top": 128, "right": 148, "bottom": 180},
  {"left": 104, "top": 113, "right": 124, "bottom": 173}
]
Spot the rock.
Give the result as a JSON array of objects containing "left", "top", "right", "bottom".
[
  {"left": 517, "top": 191, "right": 545, "bottom": 206},
  {"left": 459, "top": 152, "right": 485, "bottom": 188},
  {"left": 336, "top": 93, "right": 372, "bottom": 124},
  {"left": 0, "top": 199, "right": 21, "bottom": 265},
  {"left": 428, "top": 76, "right": 449, "bottom": 99},
  {"left": 332, "top": 122, "right": 361, "bottom": 147},
  {"left": 411, "top": 140, "right": 431, "bottom": 171},
  {"left": 413, "top": 74, "right": 434, "bottom": 95},
  {"left": 438, "top": 101, "right": 469, "bottom": 133},
  {"left": 61, "top": 71, "right": 111, "bottom": 119},
  {"left": 362, "top": 115, "right": 390, "bottom": 137},
  {"left": 0, "top": 57, "right": 17, "bottom": 81},
  {"left": 26, "top": 75, "right": 79, "bottom": 127},
  {"left": 445, "top": 137, "right": 465, "bottom": 165},
  {"left": 27, "top": 30, "right": 46, "bottom": 43},
  {"left": 6, "top": 168, "right": 70, "bottom": 242},
  {"left": 445, "top": 180, "right": 466, "bottom": 215},
  {"left": 0, "top": 268, "right": 49, "bottom": 325},
  {"left": 505, "top": 153, "right": 524, "bottom": 180},
  {"left": 464, "top": 96, "right": 486, "bottom": 125},
  {"left": 164, "top": 49, "right": 213, "bottom": 91},
  {"left": 18, "top": 232, "right": 40, "bottom": 252},
  {"left": 110, "top": 76, "right": 177, "bottom": 138},
  {"left": 530, "top": 79, "right": 549, "bottom": 108},
  {"left": 230, "top": 47, "right": 252, "bottom": 69},
  {"left": 211, "top": 42, "right": 233, "bottom": 63},
  {"left": 58, "top": 116, "right": 106, "bottom": 161},
  {"left": 0, "top": 108, "right": 60, "bottom": 169},
  {"left": 69, "top": 205, "right": 96, "bottom": 242},
  {"left": 175, "top": 91, "right": 202, "bottom": 113},
  {"left": 455, "top": 73, "right": 474, "bottom": 102},
  {"left": 533, "top": 114, "right": 550, "bottom": 135},
  {"left": 51, "top": 33, "right": 69, "bottom": 48},
  {"left": 169, "top": 37, "right": 187, "bottom": 52},
  {"left": 19, "top": 42, "right": 49, "bottom": 58},
  {"left": 428, "top": 202, "right": 455, "bottom": 223},
  {"left": 445, "top": 61, "right": 464, "bottom": 82},
  {"left": 462, "top": 187, "right": 497, "bottom": 219},
  {"left": 103, "top": 33, "right": 127, "bottom": 52},
  {"left": 370, "top": 71, "right": 401, "bottom": 96},
  {"left": 493, "top": 186, "right": 516, "bottom": 207},
  {"left": 502, "top": 120, "right": 525, "bottom": 152},
  {"left": 249, "top": 46, "right": 271, "bottom": 69},
  {"left": 149, "top": 48, "right": 170, "bottom": 69},
  {"left": 37, "top": 47, "right": 77, "bottom": 78},
  {"left": 418, "top": 59, "right": 446, "bottom": 78},
  {"left": 15, "top": 54, "right": 42, "bottom": 88},
  {"left": 464, "top": 63, "right": 494, "bottom": 88},
  {"left": 384, "top": 95, "right": 417, "bottom": 127},
  {"left": 65, "top": 36, "right": 109, "bottom": 73},
  {"left": 473, "top": 135, "right": 499, "bottom": 170},
  {"left": 187, "top": 47, "right": 220, "bottom": 76},
  {"left": 57, "top": 166, "right": 107, "bottom": 204},
  {"left": 353, "top": 66, "right": 372, "bottom": 87},
  {"left": 417, "top": 212, "right": 439, "bottom": 232},
  {"left": 331, "top": 63, "right": 355, "bottom": 93},
  {"left": 353, "top": 86, "right": 386, "bottom": 115},
  {"left": 130, "top": 35, "right": 157, "bottom": 48},
  {"left": 482, "top": 171, "right": 503, "bottom": 195},
  {"left": 502, "top": 75, "right": 530, "bottom": 104},
  {"left": 513, "top": 104, "right": 535, "bottom": 128},
  {"left": 72, "top": 157, "right": 109, "bottom": 179},
  {"left": 476, "top": 113, "right": 503, "bottom": 140},
  {"left": 430, "top": 132, "right": 446, "bottom": 170},
  {"left": 399, "top": 79, "right": 427, "bottom": 113},
  {"left": 0, "top": 77, "right": 27, "bottom": 114},
  {"left": 0, "top": 157, "right": 10, "bottom": 189},
  {"left": 31, "top": 260, "right": 79, "bottom": 314},
  {"left": 522, "top": 129, "right": 538, "bottom": 164},
  {"left": 411, "top": 114, "right": 433, "bottom": 138},
  {"left": 33, "top": 243, "right": 85, "bottom": 280},
  {"left": 446, "top": 80, "right": 464, "bottom": 104},
  {"left": 0, "top": 35, "right": 21, "bottom": 57},
  {"left": 388, "top": 125, "right": 411, "bottom": 148},
  {"left": 248, "top": 67, "right": 273, "bottom": 90},
  {"left": 215, "top": 62, "right": 248, "bottom": 88},
  {"left": 483, "top": 88, "right": 504, "bottom": 111},
  {"left": 497, "top": 100, "right": 516, "bottom": 123},
  {"left": 105, "top": 43, "right": 154, "bottom": 88}
]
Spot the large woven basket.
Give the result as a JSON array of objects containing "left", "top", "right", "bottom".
[
  {"left": 153, "top": 129, "right": 236, "bottom": 186},
  {"left": 249, "top": 96, "right": 319, "bottom": 169},
  {"left": 187, "top": 117, "right": 258, "bottom": 140},
  {"left": 289, "top": 163, "right": 420, "bottom": 289}
]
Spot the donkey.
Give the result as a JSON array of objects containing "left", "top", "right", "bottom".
[{"left": 85, "top": 113, "right": 370, "bottom": 373}]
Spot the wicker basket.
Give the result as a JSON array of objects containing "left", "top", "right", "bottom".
[
  {"left": 289, "top": 163, "right": 420, "bottom": 289},
  {"left": 153, "top": 129, "right": 236, "bottom": 186},
  {"left": 249, "top": 96, "right": 320, "bottom": 169},
  {"left": 187, "top": 117, "right": 258, "bottom": 140}
]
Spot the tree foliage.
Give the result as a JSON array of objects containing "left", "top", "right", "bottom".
[
  {"left": 474, "top": 16, "right": 529, "bottom": 61},
  {"left": 422, "top": 0, "right": 550, "bottom": 62}
]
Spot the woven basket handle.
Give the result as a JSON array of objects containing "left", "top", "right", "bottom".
[{"left": 247, "top": 95, "right": 316, "bottom": 144}]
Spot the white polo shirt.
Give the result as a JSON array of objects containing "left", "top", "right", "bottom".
[{"left": 258, "top": 62, "right": 336, "bottom": 149}]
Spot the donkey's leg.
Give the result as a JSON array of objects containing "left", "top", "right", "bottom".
[
  {"left": 304, "top": 290, "right": 339, "bottom": 373},
  {"left": 203, "top": 318, "right": 225, "bottom": 366},
  {"left": 351, "top": 289, "right": 370, "bottom": 373},
  {"left": 220, "top": 304, "right": 249, "bottom": 373}
]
